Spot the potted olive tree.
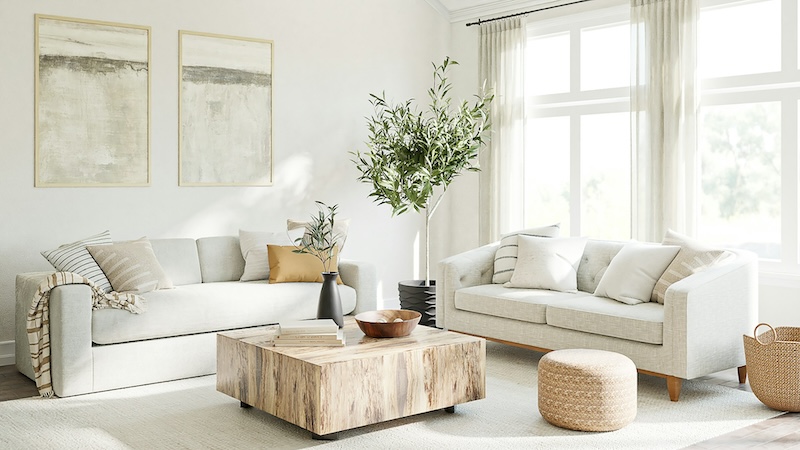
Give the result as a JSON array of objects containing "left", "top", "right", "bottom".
[{"left": 352, "top": 57, "right": 492, "bottom": 326}]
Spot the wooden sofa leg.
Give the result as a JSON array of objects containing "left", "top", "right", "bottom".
[
  {"left": 667, "top": 376, "right": 682, "bottom": 402},
  {"left": 738, "top": 365, "right": 747, "bottom": 384}
]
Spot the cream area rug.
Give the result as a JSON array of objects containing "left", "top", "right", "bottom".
[{"left": 0, "top": 342, "right": 781, "bottom": 450}]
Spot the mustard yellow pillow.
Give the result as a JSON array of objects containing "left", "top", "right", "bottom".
[{"left": 267, "top": 245, "right": 342, "bottom": 284}]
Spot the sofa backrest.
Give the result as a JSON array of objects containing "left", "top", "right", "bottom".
[
  {"left": 149, "top": 236, "right": 245, "bottom": 286},
  {"left": 149, "top": 238, "right": 202, "bottom": 286},
  {"left": 576, "top": 240, "right": 625, "bottom": 294},
  {"left": 196, "top": 236, "right": 245, "bottom": 283}
]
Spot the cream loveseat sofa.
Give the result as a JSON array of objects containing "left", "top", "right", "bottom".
[
  {"left": 437, "top": 235, "right": 758, "bottom": 401},
  {"left": 15, "top": 236, "right": 377, "bottom": 397}
]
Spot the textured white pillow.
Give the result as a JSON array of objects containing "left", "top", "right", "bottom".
[
  {"left": 506, "top": 235, "right": 587, "bottom": 292},
  {"left": 41, "top": 230, "right": 113, "bottom": 293},
  {"left": 239, "top": 230, "right": 292, "bottom": 281},
  {"left": 492, "top": 224, "right": 560, "bottom": 284},
  {"left": 594, "top": 243, "right": 680, "bottom": 305},
  {"left": 651, "top": 229, "right": 727, "bottom": 304}
]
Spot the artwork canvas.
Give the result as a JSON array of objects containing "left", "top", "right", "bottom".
[
  {"left": 35, "top": 15, "right": 150, "bottom": 187},
  {"left": 179, "top": 31, "right": 273, "bottom": 186}
]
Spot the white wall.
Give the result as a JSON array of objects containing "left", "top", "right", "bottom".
[{"left": 0, "top": 0, "right": 450, "bottom": 345}]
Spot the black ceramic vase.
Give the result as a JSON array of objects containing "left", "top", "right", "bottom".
[{"left": 318, "top": 272, "right": 344, "bottom": 328}]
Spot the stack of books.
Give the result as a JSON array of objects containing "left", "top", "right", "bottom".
[{"left": 274, "top": 319, "right": 344, "bottom": 347}]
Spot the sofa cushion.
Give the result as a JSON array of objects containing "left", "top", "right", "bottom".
[
  {"left": 594, "top": 243, "right": 680, "bottom": 305},
  {"left": 91, "top": 281, "right": 358, "bottom": 345},
  {"left": 576, "top": 240, "right": 625, "bottom": 294},
  {"left": 455, "top": 284, "right": 590, "bottom": 324},
  {"left": 546, "top": 295, "right": 664, "bottom": 345},
  {"left": 507, "top": 236, "right": 587, "bottom": 292},
  {"left": 149, "top": 238, "right": 202, "bottom": 286},
  {"left": 196, "top": 236, "right": 245, "bottom": 283}
]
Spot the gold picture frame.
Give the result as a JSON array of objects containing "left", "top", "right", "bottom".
[
  {"left": 178, "top": 30, "right": 273, "bottom": 186},
  {"left": 34, "top": 14, "right": 151, "bottom": 187}
]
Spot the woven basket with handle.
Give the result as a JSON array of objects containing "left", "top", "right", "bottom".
[{"left": 743, "top": 323, "right": 800, "bottom": 412}]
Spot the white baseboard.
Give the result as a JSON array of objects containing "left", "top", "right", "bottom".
[{"left": 0, "top": 340, "right": 15, "bottom": 367}]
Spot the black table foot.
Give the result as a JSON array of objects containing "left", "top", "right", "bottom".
[
  {"left": 240, "top": 401, "right": 252, "bottom": 408},
  {"left": 312, "top": 432, "right": 339, "bottom": 440},
  {"left": 445, "top": 406, "right": 455, "bottom": 413}
]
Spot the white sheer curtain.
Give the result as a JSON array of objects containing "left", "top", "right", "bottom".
[
  {"left": 478, "top": 17, "right": 527, "bottom": 245},
  {"left": 631, "top": 0, "right": 699, "bottom": 242}
]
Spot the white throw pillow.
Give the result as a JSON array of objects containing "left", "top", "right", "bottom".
[
  {"left": 594, "top": 242, "right": 680, "bottom": 305},
  {"left": 492, "top": 224, "right": 560, "bottom": 284},
  {"left": 239, "top": 230, "right": 293, "bottom": 281},
  {"left": 651, "top": 229, "right": 727, "bottom": 304},
  {"left": 506, "top": 235, "right": 587, "bottom": 292}
]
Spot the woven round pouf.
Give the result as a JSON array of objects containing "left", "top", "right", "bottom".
[{"left": 538, "top": 349, "right": 637, "bottom": 432}]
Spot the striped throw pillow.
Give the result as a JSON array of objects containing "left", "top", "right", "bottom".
[
  {"left": 492, "top": 224, "right": 561, "bottom": 284},
  {"left": 41, "top": 230, "right": 113, "bottom": 293}
]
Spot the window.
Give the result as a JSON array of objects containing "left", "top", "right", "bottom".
[
  {"left": 521, "top": 0, "right": 800, "bottom": 271},
  {"left": 524, "top": 6, "right": 631, "bottom": 239},
  {"left": 697, "top": 0, "right": 798, "bottom": 268}
]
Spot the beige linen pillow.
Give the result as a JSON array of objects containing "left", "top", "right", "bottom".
[
  {"left": 593, "top": 242, "right": 680, "bottom": 305},
  {"left": 267, "top": 245, "right": 342, "bottom": 284},
  {"left": 506, "top": 235, "right": 587, "bottom": 292},
  {"left": 238, "top": 229, "right": 293, "bottom": 281},
  {"left": 492, "top": 224, "right": 560, "bottom": 284},
  {"left": 87, "top": 238, "right": 173, "bottom": 294},
  {"left": 651, "top": 229, "right": 727, "bottom": 304}
]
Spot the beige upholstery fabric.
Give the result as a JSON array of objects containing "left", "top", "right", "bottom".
[
  {"left": 538, "top": 349, "right": 637, "bottom": 431},
  {"left": 456, "top": 284, "right": 590, "bottom": 324},
  {"left": 87, "top": 238, "right": 173, "bottom": 293},
  {"left": 546, "top": 295, "right": 664, "bottom": 344}
]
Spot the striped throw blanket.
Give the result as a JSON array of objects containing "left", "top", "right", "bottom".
[{"left": 27, "top": 272, "right": 146, "bottom": 398}]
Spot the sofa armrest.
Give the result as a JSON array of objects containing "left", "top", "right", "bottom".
[
  {"left": 662, "top": 249, "right": 758, "bottom": 379},
  {"left": 338, "top": 260, "right": 378, "bottom": 315},
  {"left": 16, "top": 273, "right": 95, "bottom": 397},
  {"left": 436, "top": 243, "right": 499, "bottom": 329}
]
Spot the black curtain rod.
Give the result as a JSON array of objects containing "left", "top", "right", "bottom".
[{"left": 465, "top": 0, "right": 595, "bottom": 27}]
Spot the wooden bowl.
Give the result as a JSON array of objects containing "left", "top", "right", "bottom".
[{"left": 355, "top": 309, "right": 421, "bottom": 338}]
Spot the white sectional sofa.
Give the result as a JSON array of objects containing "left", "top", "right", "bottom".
[
  {"left": 15, "top": 236, "right": 377, "bottom": 397},
  {"left": 437, "top": 238, "right": 758, "bottom": 401}
]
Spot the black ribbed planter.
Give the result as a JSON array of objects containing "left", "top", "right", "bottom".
[{"left": 398, "top": 280, "right": 436, "bottom": 328}]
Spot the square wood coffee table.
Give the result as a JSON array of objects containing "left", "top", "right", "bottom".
[{"left": 216, "top": 317, "right": 485, "bottom": 439}]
